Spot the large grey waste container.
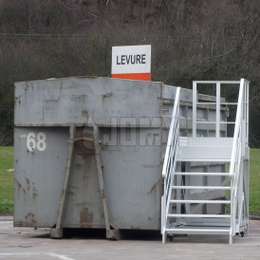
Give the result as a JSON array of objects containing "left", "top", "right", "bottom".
[{"left": 14, "top": 77, "right": 224, "bottom": 237}]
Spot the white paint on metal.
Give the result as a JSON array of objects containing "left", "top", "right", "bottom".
[
  {"left": 174, "top": 172, "right": 231, "bottom": 176},
  {"left": 192, "top": 81, "right": 197, "bottom": 137},
  {"left": 168, "top": 214, "right": 231, "bottom": 218},
  {"left": 170, "top": 200, "right": 231, "bottom": 204},
  {"left": 171, "top": 186, "right": 231, "bottom": 190},
  {"left": 216, "top": 82, "right": 221, "bottom": 138},
  {"left": 229, "top": 78, "right": 250, "bottom": 244},
  {"left": 26, "top": 132, "right": 47, "bottom": 152},
  {"left": 165, "top": 228, "right": 230, "bottom": 233},
  {"left": 162, "top": 79, "right": 249, "bottom": 244},
  {"left": 193, "top": 80, "right": 240, "bottom": 84},
  {"left": 26, "top": 132, "right": 36, "bottom": 152},
  {"left": 37, "top": 132, "right": 47, "bottom": 151},
  {"left": 162, "top": 87, "right": 181, "bottom": 178},
  {"left": 161, "top": 87, "right": 181, "bottom": 243}
]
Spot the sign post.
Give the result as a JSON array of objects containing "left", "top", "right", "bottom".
[{"left": 111, "top": 45, "right": 151, "bottom": 81}]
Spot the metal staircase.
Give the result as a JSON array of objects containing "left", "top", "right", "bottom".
[{"left": 161, "top": 79, "right": 249, "bottom": 244}]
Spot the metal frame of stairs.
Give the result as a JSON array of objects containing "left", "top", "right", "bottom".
[{"left": 161, "top": 79, "right": 249, "bottom": 244}]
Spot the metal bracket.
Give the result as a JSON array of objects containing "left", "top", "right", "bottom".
[
  {"left": 92, "top": 122, "right": 120, "bottom": 240},
  {"left": 51, "top": 125, "right": 76, "bottom": 238}
]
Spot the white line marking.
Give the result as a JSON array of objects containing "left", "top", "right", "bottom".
[
  {"left": 48, "top": 253, "right": 76, "bottom": 260},
  {"left": 0, "top": 252, "right": 76, "bottom": 260},
  {"left": 0, "top": 253, "right": 41, "bottom": 256}
]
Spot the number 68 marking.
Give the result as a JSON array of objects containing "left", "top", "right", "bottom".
[{"left": 26, "top": 132, "right": 47, "bottom": 152}]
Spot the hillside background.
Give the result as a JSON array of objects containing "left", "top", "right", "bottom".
[{"left": 0, "top": 0, "right": 259, "bottom": 146}]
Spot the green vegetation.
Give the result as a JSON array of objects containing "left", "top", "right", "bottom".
[
  {"left": 0, "top": 147, "right": 259, "bottom": 215},
  {"left": 250, "top": 149, "right": 260, "bottom": 216},
  {"left": 0, "top": 147, "right": 14, "bottom": 214}
]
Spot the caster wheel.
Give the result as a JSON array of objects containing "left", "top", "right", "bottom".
[{"left": 168, "top": 235, "right": 174, "bottom": 242}]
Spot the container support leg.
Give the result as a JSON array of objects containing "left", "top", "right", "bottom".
[
  {"left": 92, "top": 123, "right": 120, "bottom": 240},
  {"left": 51, "top": 125, "right": 76, "bottom": 238}
]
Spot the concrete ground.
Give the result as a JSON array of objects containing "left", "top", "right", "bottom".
[{"left": 0, "top": 217, "right": 259, "bottom": 260}]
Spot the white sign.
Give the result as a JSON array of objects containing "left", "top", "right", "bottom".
[{"left": 111, "top": 45, "right": 151, "bottom": 80}]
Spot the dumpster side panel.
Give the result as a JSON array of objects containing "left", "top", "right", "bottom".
[
  {"left": 101, "top": 128, "right": 162, "bottom": 230},
  {"left": 14, "top": 127, "right": 69, "bottom": 227}
]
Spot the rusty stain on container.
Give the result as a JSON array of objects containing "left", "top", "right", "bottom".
[
  {"left": 32, "top": 184, "right": 38, "bottom": 199},
  {"left": 80, "top": 208, "right": 94, "bottom": 228},
  {"left": 25, "top": 213, "right": 37, "bottom": 226},
  {"left": 25, "top": 178, "right": 31, "bottom": 191},
  {"left": 15, "top": 179, "right": 26, "bottom": 193},
  {"left": 74, "top": 128, "right": 95, "bottom": 157},
  {"left": 148, "top": 178, "right": 162, "bottom": 194}
]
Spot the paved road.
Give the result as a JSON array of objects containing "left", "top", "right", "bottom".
[{"left": 0, "top": 218, "right": 259, "bottom": 260}]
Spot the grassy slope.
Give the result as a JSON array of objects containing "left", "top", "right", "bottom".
[
  {"left": 0, "top": 147, "right": 14, "bottom": 214},
  {"left": 0, "top": 147, "right": 259, "bottom": 215},
  {"left": 250, "top": 149, "right": 260, "bottom": 215}
]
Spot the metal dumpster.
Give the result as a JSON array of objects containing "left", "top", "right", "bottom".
[{"left": 14, "top": 77, "right": 226, "bottom": 237}]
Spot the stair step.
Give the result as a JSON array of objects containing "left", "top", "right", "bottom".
[
  {"left": 165, "top": 227, "right": 230, "bottom": 234},
  {"left": 170, "top": 200, "right": 231, "bottom": 204},
  {"left": 175, "top": 172, "right": 231, "bottom": 176},
  {"left": 177, "top": 158, "right": 231, "bottom": 162},
  {"left": 167, "top": 214, "right": 231, "bottom": 218},
  {"left": 171, "top": 186, "right": 231, "bottom": 190},
  {"left": 179, "top": 137, "right": 233, "bottom": 147},
  {"left": 177, "top": 137, "right": 233, "bottom": 162}
]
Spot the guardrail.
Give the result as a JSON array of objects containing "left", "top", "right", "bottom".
[
  {"left": 161, "top": 87, "right": 181, "bottom": 243},
  {"left": 229, "top": 78, "right": 249, "bottom": 243}
]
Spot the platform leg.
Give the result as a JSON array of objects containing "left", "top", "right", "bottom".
[
  {"left": 229, "top": 233, "right": 233, "bottom": 245},
  {"left": 162, "top": 231, "right": 166, "bottom": 244}
]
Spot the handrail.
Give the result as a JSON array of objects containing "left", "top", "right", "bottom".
[
  {"left": 229, "top": 78, "right": 249, "bottom": 242},
  {"left": 229, "top": 79, "right": 244, "bottom": 176},
  {"left": 162, "top": 87, "right": 181, "bottom": 177},
  {"left": 161, "top": 87, "right": 181, "bottom": 241}
]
